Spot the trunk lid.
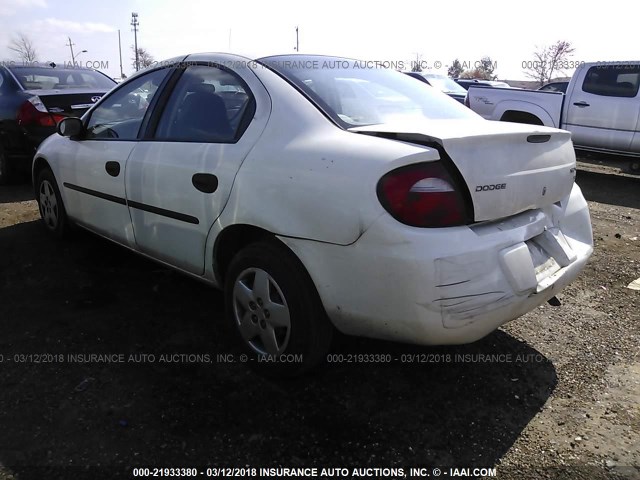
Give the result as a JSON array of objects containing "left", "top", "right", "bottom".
[
  {"left": 23, "top": 88, "right": 109, "bottom": 117},
  {"left": 351, "top": 119, "right": 576, "bottom": 222}
]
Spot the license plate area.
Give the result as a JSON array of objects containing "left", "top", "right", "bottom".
[
  {"left": 527, "top": 240, "right": 561, "bottom": 283},
  {"left": 526, "top": 228, "right": 577, "bottom": 292}
]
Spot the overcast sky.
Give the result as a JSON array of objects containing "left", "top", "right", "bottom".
[{"left": 0, "top": 0, "right": 637, "bottom": 80}]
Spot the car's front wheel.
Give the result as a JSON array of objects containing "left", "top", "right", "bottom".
[
  {"left": 36, "top": 168, "right": 70, "bottom": 238},
  {"left": 225, "top": 240, "right": 333, "bottom": 376}
]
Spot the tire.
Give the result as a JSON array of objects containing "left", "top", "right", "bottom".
[
  {"left": 35, "top": 168, "right": 70, "bottom": 238},
  {"left": 0, "top": 148, "right": 13, "bottom": 186},
  {"left": 224, "top": 240, "right": 333, "bottom": 376}
]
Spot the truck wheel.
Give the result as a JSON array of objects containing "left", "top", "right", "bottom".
[
  {"left": 225, "top": 240, "right": 333, "bottom": 376},
  {"left": 36, "top": 168, "right": 70, "bottom": 238}
]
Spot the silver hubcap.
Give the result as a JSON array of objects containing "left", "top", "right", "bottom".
[
  {"left": 39, "top": 180, "right": 59, "bottom": 230},
  {"left": 232, "top": 268, "right": 291, "bottom": 356}
]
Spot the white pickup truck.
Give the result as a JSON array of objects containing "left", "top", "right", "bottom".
[{"left": 467, "top": 61, "right": 640, "bottom": 171}]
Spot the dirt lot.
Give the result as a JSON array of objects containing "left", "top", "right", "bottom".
[{"left": 0, "top": 161, "right": 638, "bottom": 480}]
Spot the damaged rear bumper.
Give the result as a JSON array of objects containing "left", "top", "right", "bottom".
[{"left": 281, "top": 183, "right": 593, "bottom": 346}]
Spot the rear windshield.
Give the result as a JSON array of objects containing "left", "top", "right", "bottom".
[
  {"left": 10, "top": 67, "right": 116, "bottom": 90},
  {"left": 260, "top": 55, "right": 477, "bottom": 128}
]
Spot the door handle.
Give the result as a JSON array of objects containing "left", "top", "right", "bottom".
[
  {"left": 105, "top": 161, "right": 121, "bottom": 177},
  {"left": 192, "top": 173, "right": 218, "bottom": 193},
  {"left": 573, "top": 101, "right": 590, "bottom": 107}
]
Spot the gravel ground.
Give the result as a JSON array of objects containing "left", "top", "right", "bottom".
[{"left": 0, "top": 161, "right": 638, "bottom": 480}]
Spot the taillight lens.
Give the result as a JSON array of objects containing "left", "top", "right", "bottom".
[
  {"left": 377, "top": 162, "right": 469, "bottom": 227},
  {"left": 17, "top": 96, "right": 64, "bottom": 127}
]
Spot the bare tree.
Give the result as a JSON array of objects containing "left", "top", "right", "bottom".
[
  {"left": 478, "top": 57, "right": 497, "bottom": 80},
  {"left": 410, "top": 53, "right": 423, "bottom": 72},
  {"left": 131, "top": 46, "right": 155, "bottom": 70},
  {"left": 8, "top": 33, "right": 38, "bottom": 62},
  {"left": 523, "top": 40, "right": 575, "bottom": 87},
  {"left": 459, "top": 57, "right": 498, "bottom": 80},
  {"left": 447, "top": 59, "right": 464, "bottom": 78}
]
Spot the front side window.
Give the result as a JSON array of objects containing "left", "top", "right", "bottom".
[
  {"left": 582, "top": 65, "right": 640, "bottom": 98},
  {"left": 261, "top": 55, "right": 478, "bottom": 128},
  {"left": 84, "top": 68, "right": 168, "bottom": 140},
  {"left": 154, "top": 65, "right": 253, "bottom": 143}
]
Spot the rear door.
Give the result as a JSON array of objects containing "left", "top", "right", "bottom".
[
  {"left": 564, "top": 64, "right": 640, "bottom": 152},
  {"left": 124, "top": 59, "right": 270, "bottom": 275},
  {"left": 58, "top": 68, "right": 170, "bottom": 246}
]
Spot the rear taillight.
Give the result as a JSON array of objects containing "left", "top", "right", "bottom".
[
  {"left": 17, "top": 96, "right": 65, "bottom": 127},
  {"left": 377, "top": 161, "right": 469, "bottom": 227}
]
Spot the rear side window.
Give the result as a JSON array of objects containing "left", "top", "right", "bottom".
[
  {"left": 582, "top": 65, "right": 640, "bottom": 98},
  {"left": 154, "top": 65, "right": 253, "bottom": 143}
]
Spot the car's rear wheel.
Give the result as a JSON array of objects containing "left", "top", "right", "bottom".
[
  {"left": 224, "top": 240, "right": 333, "bottom": 376},
  {"left": 36, "top": 168, "right": 69, "bottom": 238}
]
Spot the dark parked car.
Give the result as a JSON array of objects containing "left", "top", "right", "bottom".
[
  {"left": 538, "top": 81, "right": 569, "bottom": 93},
  {"left": 454, "top": 78, "right": 511, "bottom": 90},
  {"left": 0, "top": 62, "right": 116, "bottom": 184},
  {"left": 403, "top": 72, "right": 468, "bottom": 103}
]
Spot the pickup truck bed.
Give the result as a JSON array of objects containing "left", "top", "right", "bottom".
[{"left": 467, "top": 87, "right": 564, "bottom": 128}]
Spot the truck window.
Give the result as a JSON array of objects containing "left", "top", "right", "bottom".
[{"left": 582, "top": 65, "right": 640, "bottom": 98}]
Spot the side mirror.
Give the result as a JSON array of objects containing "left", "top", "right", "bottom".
[{"left": 57, "top": 117, "right": 84, "bottom": 137}]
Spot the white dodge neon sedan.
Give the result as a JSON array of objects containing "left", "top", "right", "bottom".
[{"left": 34, "top": 53, "right": 593, "bottom": 374}]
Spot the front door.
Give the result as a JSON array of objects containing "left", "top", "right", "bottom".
[{"left": 59, "top": 68, "right": 170, "bottom": 246}]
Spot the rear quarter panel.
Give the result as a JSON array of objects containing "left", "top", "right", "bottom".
[{"left": 214, "top": 64, "right": 440, "bottom": 246}]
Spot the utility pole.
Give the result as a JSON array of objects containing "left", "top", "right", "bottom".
[
  {"left": 118, "top": 29, "right": 124, "bottom": 79},
  {"left": 294, "top": 26, "right": 299, "bottom": 52},
  {"left": 131, "top": 12, "right": 139, "bottom": 71},
  {"left": 66, "top": 36, "right": 76, "bottom": 63}
]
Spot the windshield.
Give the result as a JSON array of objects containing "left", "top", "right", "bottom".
[
  {"left": 422, "top": 74, "right": 467, "bottom": 94},
  {"left": 11, "top": 67, "right": 116, "bottom": 90},
  {"left": 260, "top": 55, "right": 477, "bottom": 128}
]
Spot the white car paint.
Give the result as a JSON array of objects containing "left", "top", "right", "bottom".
[
  {"left": 124, "top": 59, "right": 272, "bottom": 274},
  {"left": 57, "top": 139, "right": 138, "bottom": 247},
  {"left": 279, "top": 184, "right": 591, "bottom": 345},
  {"left": 34, "top": 53, "right": 593, "bottom": 352}
]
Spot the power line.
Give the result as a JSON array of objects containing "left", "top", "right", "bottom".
[
  {"left": 66, "top": 37, "right": 75, "bottom": 63},
  {"left": 118, "top": 29, "right": 124, "bottom": 79}
]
